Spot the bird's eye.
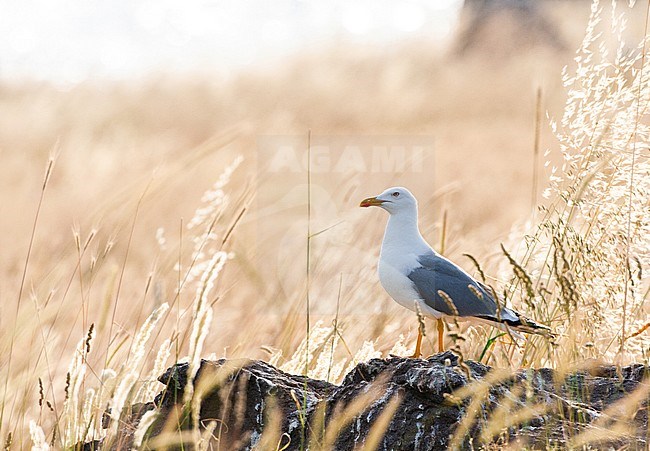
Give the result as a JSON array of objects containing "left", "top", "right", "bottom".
[{"left": 392, "top": 191, "right": 400, "bottom": 197}]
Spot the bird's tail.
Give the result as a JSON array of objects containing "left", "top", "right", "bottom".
[
  {"left": 503, "top": 312, "right": 556, "bottom": 339},
  {"left": 474, "top": 312, "right": 555, "bottom": 341}
]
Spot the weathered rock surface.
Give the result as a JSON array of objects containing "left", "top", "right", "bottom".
[{"left": 98, "top": 352, "right": 649, "bottom": 450}]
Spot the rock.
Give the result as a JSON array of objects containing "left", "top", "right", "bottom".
[{"left": 95, "top": 352, "right": 649, "bottom": 450}]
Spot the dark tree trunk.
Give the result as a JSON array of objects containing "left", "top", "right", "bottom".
[{"left": 455, "top": 0, "right": 566, "bottom": 56}]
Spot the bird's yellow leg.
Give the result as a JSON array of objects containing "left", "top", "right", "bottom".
[
  {"left": 437, "top": 318, "right": 445, "bottom": 353},
  {"left": 410, "top": 328, "right": 423, "bottom": 359}
]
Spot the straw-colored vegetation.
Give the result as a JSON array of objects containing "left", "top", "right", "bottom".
[{"left": 0, "top": 1, "right": 648, "bottom": 449}]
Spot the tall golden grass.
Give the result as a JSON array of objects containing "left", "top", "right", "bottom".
[{"left": 0, "top": 1, "right": 648, "bottom": 448}]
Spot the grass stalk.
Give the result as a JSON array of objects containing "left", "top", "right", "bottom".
[
  {"left": 619, "top": 1, "right": 649, "bottom": 359},
  {"left": 1, "top": 153, "right": 55, "bottom": 443}
]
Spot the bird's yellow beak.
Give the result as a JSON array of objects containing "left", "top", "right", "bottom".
[{"left": 359, "top": 196, "right": 385, "bottom": 208}]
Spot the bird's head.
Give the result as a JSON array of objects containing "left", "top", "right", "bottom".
[{"left": 359, "top": 187, "right": 417, "bottom": 215}]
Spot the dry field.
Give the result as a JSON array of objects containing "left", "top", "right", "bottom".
[{"left": 0, "top": 1, "right": 648, "bottom": 448}]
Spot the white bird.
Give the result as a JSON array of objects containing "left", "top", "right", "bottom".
[{"left": 360, "top": 186, "right": 552, "bottom": 358}]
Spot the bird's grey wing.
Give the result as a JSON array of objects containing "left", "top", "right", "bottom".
[{"left": 407, "top": 252, "right": 501, "bottom": 319}]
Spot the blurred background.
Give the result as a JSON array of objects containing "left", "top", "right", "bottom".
[
  {"left": 2, "top": 0, "right": 466, "bottom": 82},
  {"left": 0, "top": 0, "right": 648, "bottom": 424}
]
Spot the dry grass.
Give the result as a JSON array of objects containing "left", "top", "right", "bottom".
[{"left": 0, "top": 1, "right": 648, "bottom": 449}]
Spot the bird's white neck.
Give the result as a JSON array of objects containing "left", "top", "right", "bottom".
[{"left": 380, "top": 209, "right": 430, "bottom": 257}]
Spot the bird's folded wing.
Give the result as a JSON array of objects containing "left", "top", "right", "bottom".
[{"left": 406, "top": 253, "right": 503, "bottom": 319}]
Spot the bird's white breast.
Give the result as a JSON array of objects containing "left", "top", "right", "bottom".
[
  {"left": 377, "top": 251, "right": 422, "bottom": 312},
  {"left": 375, "top": 204, "right": 442, "bottom": 316}
]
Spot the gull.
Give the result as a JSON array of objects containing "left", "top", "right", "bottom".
[{"left": 360, "top": 186, "right": 552, "bottom": 358}]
